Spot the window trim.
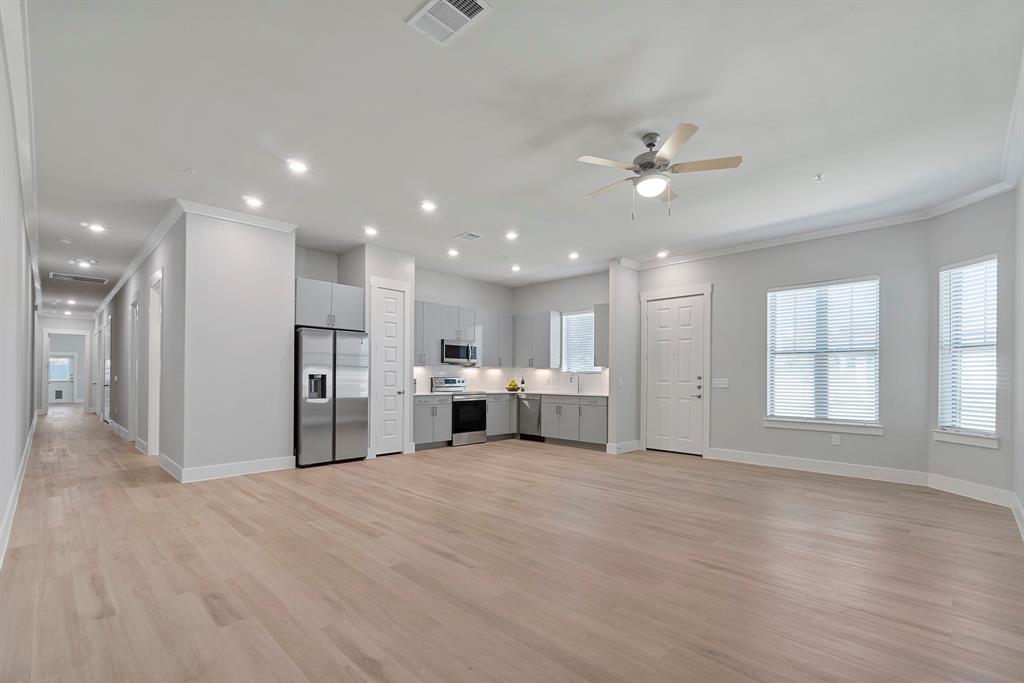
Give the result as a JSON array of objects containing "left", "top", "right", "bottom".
[
  {"left": 560, "top": 309, "right": 602, "bottom": 374},
  {"left": 765, "top": 274, "right": 882, "bottom": 425},
  {"left": 937, "top": 255, "right": 998, "bottom": 436}
]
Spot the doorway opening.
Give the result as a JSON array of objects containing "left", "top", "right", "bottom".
[
  {"left": 41, "top": 329, "right": 91, "bottom": 413},
  {"left": 147, "top": 271, "right": 163, "bottom": 456}
]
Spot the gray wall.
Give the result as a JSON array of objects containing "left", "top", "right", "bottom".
[
  {"left": 296, "top": 245, "right": 338, "bottom": 281},
  {"left": 49, "top": 333, "right": 86, "bottom": 402},
  {"left": 0, "top": 14, "right": 37, "bottom": 565},
  {"left": 183, "top": 213, "right": 295, "bottom": 469},
  {"left": 1015, "top": 183, "right": 1024, "bottom": 503},
  {"left": 101, "top": 214, "right": 187, "bottom": 467},
  {"left": 512, "top": 271, "right": 608, "bottom": 314},
  {"left": 416, "top": 267, "right": 515, "bottom": 312},
  {"left": 637, "top": 192, "right": 1016, "bottom": 488},
  {"left": 608, "top": 261, "right": 640, "bottom": 447}
]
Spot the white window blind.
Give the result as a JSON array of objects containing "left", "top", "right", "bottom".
[
  {"left": 561, "top": 311, "right": 599, "bottom": 373},
  {"left": 938, "top": 257, "right": 997, "bottom": 434},
  {"left": 767, "top": 277, "right": 880, "bottom": 424}
]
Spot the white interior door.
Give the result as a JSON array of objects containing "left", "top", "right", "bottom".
[
  {"left": 373, "top": 285, "right": 405, "bottom": 455},
  {"left": 646, "top": 294, "right": 704, "bottom": 454},
  {"left": 47, "top": 354, "right": 75, "bottom": 403},
  {"left": 148, "top": 279, "right": 162, "bottom": 456}
]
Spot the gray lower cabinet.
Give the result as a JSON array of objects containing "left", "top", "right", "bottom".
[
  {"left": 413, "top": 396, "right": 452, "bottom": 443},
  {"left": 539, "top": 395, "right": 607, "bottom": 444},
  {"left": 486, "top": 394, "right": 516, "bottom": 436}
]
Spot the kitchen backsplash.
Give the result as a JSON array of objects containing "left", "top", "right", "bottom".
[{"left": 414, "top": 365, "right": 609, "bottom": 395}]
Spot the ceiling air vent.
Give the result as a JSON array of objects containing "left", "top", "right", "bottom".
[
  {"left": 453, "top": 231, "right": 481, "bottom": 241},
  {"left": 407, "top": 0, "right": 490, "bottom": 46},
  {"left": 49, "top": 272, "right": 109, "bottom": 285}
]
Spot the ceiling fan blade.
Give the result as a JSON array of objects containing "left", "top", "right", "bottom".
[
  {"left": 659, "top": 186, "right": 677, "bottom": 203},
  {"left": 669, "top": 156, "right": 743, "bottom": 173},
  {"left": 586, "top": 177, "right": 633, "bottom": 198},
  {"left": 655, "top": 123, "right": 698, "bottom": 162},
  {"left": 577, "top": 155, "right": 639, "bottom": 171}
]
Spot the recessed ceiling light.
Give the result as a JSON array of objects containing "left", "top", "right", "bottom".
[
  {"left": 60, "top": 238, "right": 72, "bottom": 244},
  {"left": 286, "top": 158, "right": 308, "bottom": 175},
  {"left": 421, "top": 200, "right": 437, "bottom": 213},
  {"left": 364, "top": 226, "right": 378, "bottom": 236},
  {"left": 447, "top": 248, "right": 459, "bottom": 257},
  {"left": 78, "top": 260, "right": 91, "bottom": 269},
  {"left": 511, "top": 264, "right": 520, "bottom": 272},
  {"left": 505, "top": 230, "right": 518, "bottom": 241},
  {"left": 243, "top": 195, "right": 263, "bottom": 208},
  {"left": 64, "top": 311, "right": 71, "bottom": 316},
  {"left": 67, "top": 299, "right": 76, "bottom": 305},
  {"left": 79, "top": 222, "right": 88, "bottom": 227},
  {"left": 568, "top": 251, "right": 579, "bottom": 260},
  {"left": 657, "top": 250, "right": 668, "bottom": 258},
  {"left": 88, "top": 223, "right": 105, "bottom": 233},
  {"left": 812, "top": 173, "right": 824, "bottom": 183}
]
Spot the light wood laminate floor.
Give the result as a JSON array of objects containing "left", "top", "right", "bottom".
[{"left": 2, "top": 406, "right": 1022, "bottom": 682}]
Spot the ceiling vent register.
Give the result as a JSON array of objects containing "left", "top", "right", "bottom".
[
  {"left": 407, "top": 0, "right": 490, "bottom": 45},
  {"left": 453, "top": 231, "right": 481, "bottom": 241},
  {"left": 49, "top": 272, "right": 109, "bottom": 285}
]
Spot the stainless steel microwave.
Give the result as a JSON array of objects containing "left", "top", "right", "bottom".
[{"left": 442, "top": 339, "right": 478, "bottom": 366}]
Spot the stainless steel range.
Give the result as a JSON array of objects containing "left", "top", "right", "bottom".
[{"left": 431, "top": 377, "right": 486, "bottom": 446}]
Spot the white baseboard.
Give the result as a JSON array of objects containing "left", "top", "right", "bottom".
[
  {"left": 705, "top": 447, "right": 928, "bottom": 486},
  {"left": 927, "top": 473, "right": 1021, "bottom": 508},
  {"left": 707, "top": 446, "right": 1023, "bottom": 542},
  {"left": 134, "top": 438, "right": 148, "bottom": 455},
  {"left": 180, "top": 456, "right": 294, "bottom": 484},
  {"left": 110, "top": 421, "right": 129, "bottom": 439},
  {"left": 159, "top": 454, "right": 183, "bottom": 482},
  {"left": 1, "top": 415, "right": 36, "bottom": 570},
  {"left": 606, "top": 440, "right": 641, "bottom": 454}
]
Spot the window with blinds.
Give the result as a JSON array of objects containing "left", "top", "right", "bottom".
[
  {"left": 938, "top": 257, "right": 997, "bottom": 435},
  {"left": 767, "top": 277, "right": 880, "bottom": 424},
  {"left": 561, "top": 311, "right": 599, "bottom": 373}
]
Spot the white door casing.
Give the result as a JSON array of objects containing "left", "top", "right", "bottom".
[
  {"left": 371, "top": 280, "right": 408, "bottom": 456},
  {"left": 148, "top": 270, "right": 163, "bottom": 456},
  {"left": 129, "top": 296, "right": 139, "bottom": 441},
  {"left": 643, "top": 289, "right": 709, "bottom": 455}
]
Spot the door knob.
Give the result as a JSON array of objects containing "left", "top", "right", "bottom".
[
  {"left": 397, "top": 390, "right": 405, "bottom": 395},
  {"left": 691, "top": 393, "right": 702, "bottom": 399}
]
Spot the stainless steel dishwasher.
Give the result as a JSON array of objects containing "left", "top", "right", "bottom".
[{"left": 517, "top": 393, "right": 542, "bottom": 439}]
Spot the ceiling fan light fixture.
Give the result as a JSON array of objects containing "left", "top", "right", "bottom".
[{"left": 635, "top": 173, "right": 669, "bottom": 198}]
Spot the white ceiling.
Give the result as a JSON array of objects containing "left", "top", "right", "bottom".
[{"left": 27, "top": 1, "right": 1024, "bottom": 310}]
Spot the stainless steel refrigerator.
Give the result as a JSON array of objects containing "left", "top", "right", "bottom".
[{"left": 295, "top": 327, "right": 369, "bottom": 467}]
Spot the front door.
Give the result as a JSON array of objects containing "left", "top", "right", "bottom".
[
  {"left": 373, "top": 285, "right": 406, "bottom": 455},
  {"left": 646, "top": 294, "right": 704, "bottom": 454}
]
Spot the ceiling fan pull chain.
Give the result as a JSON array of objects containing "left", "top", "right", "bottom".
[
  {"left": 668, "top": 184, "right": 672, "bottom": 216},
  {"left": 632, "top": 185, "right": 636, "bottom": 221}
]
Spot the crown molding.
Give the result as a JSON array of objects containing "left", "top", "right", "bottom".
[
  {"left": 637, "top": 181, "right": 1014, "bottom": 270},
  {"left": 613, "top": 257, "right": 640, "bottom": 270},
  {"left": 1001, "top": 47, "right": 1024, "bottom": 186},
  {"left": 94, "top": 200, "right": 185, "bottom": 314},
  {"left": 177, "top": 199, "right": 298, "bottom": 233},
  {"left": 0, "top": 0, "right": 40, "bottom": 292}
]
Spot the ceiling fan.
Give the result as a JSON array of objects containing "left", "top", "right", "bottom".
[{"left": 577, "top": 123, "right": 742, "bottom": 204}]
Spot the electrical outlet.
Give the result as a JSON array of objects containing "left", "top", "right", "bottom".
[
  {"left": 617, "top": 378, "right": 624, "bottom": 388},
  {"left": 831, "top": 434, "right": 841, "bottom": 446}
]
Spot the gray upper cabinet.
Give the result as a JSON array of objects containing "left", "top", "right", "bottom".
[
  {"left": 593, "top": 302, "right": 609, "bottom": 368},
  {"left": 459, "top": 307, "right": 476, "bottom": 342},
  {"left": 516, "top": 311, "right": 561, "bottom": 368},
  {"left": 498, "top": 314, "right": 516, "bottom": 368},
  {"left": 422, "top": 301, "right": 442, "bottom": 365},
  {"left": 478, "top": 309, "right": 499, "bottom": 367},
  {"left": 296, "top": 277, "right": 364, "bottom": 331},
  {"left": 414, "top": 300, "right": 443, "bottom": 366},
  {"left": 295, "top": 277, "right": 333, "bottom": 328},
  {"left": 441, "top": 305, "right": 460, "bottom": 340},
  {"left": 331, "top": 283, "right": 364, "bottom": 331}
]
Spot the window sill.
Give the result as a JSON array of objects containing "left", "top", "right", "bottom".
[
  {"left": 763, "top": 418, "right": 884, "bottom": 436},
  {"left": 931, "top": 429, "right": 999, "bottom": 450}
]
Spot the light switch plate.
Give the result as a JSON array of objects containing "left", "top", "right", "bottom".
[
  {"left": 712, "top": 378, "right": 729, "bottom": 388},
  {"left": 831, "top": 434, "right": 841, "bottom": 446}
]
